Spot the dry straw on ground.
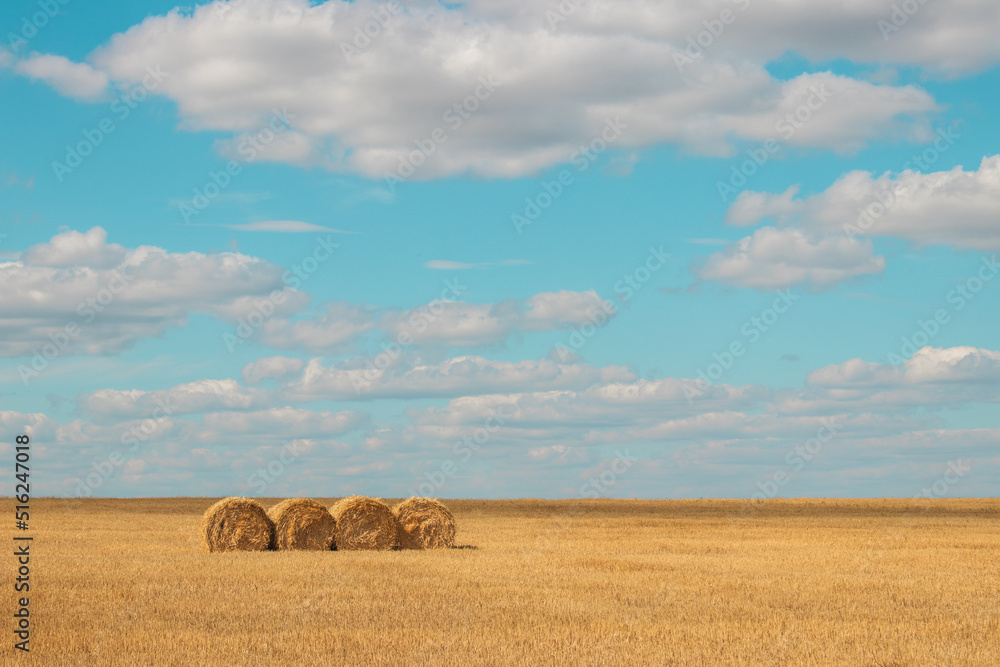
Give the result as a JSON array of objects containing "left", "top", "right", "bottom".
[
  {"left": 330, "top": 496, "right": 400, "bottom": 550},
  {"left": 200, "top": 497, "right": 274, "bottom": 552},
  {"left": 393, "top": 497, "right": 456, "bottom": 549},
  {"left": 267, "top": 498, "right": 337, "bottom": 551}
]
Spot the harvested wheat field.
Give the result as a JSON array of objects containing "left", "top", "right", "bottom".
[{"left": 4, "top": 497, "right": 999, "bottom": 665}]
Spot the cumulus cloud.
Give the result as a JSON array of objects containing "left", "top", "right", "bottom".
[
  {"left": 0, "top": 406, "right": 370, "bottom": 497},
  {"left": 242, "top": 356, "right": 306, "bottom": 384},
  {"left": 1, "top": 229, "right": 621, "bottom": 359},
  {"left": 460, "top": 0, "right": 1000, "bottom": 76},
  {"left": 257, "top": 302, "right": 377, "bottom": 354},
  {"left": 54, "top": 0, "right": 943, "bottom": 178},
  {"left": 379, "top": 290, "right": 615, "bottom": 347},
  {"left": 198, "top": 407, "right": 368, "bottom": 438},
  {"left": 410, "top": 378, "right": 770, "bottom": 431},
  {"left": 0, "top": 227, "right": 294, "bottom": 356},
  {"left": 808, "top": 346, "right": 1000, "bottom": 388},
  {"left": 728, "top": 154, "right": 1000, "bottom": 251},
  {"left": 521, "top": 290, "right": 615, "bottom": 331},
  {"left": 379, "top": 301, "right": 518, "bottom": 348},
  {"left": 286, "top": 354, "right": 635, "bottom": 402},
  {"left": 78, "top": 379, "right": 273, "bottom": 421},
  {"left": 696, "top": 227, "right": 886, "bottom": 290},
  {"left": 22, "top": 227, "right": 127, "bottom": 268},
  {"left": 9, "top": 344, "right": 1000, "bottom": 497},
  {"left": 14, "top": 54, "right": 109, "bottom": 101},
  {"left": 774, "top": 346, "right": 1000, "bottom": 415}
]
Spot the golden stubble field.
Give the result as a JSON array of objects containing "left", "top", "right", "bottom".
[{"left": 2, "top": 498, "right": 998, "bottom": 666}]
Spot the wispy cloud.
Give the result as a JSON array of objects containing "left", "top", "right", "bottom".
[
  {"left": 13, "top": 54, "right": 109, "bottom": 101},
  {"left": 424, "top": 259, "right": 530, "bottom": 270},
  {"left": 226, "top": 221, "right": 358, "bottom": 234}
]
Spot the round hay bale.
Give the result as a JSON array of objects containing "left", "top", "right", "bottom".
[
  {"left": 330, "top": 496, "right": 400, "bottom": 551},
  {"left": 267, "top": 498, "right": 337, "bottom": 550},
  {"left": 393, "top": 497, "right": 456, "bottom": 549},
  {"left": 201, "top": 497, "right": 274, "bottom": 552}
]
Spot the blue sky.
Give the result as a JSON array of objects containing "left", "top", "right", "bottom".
[{"left": 1, "top": 0, "right": 998, "bottom": 499}]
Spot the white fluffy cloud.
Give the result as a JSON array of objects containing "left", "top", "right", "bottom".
[
  {"left": 379, "top": 302, "right": 518, "bottom": 348},
  {"left": 0, "top": 406, "right": 369, "bottom": 497},
  {"left": 728, "top": 155, "right": 1000, "bottom": 251},
  {"left": 461, "top": 0, "right": 1000, "bottom": 76},
  {"left": 198, "top": 407, "right": 368, "bottom": 439},
  {"left": 379, "top": 290, "right": 615, "bottom": 347},
  {"left": 78, "top": 379, "right": 273, "bottom": 421},
  {"left": 1, "top": 228, "right": 625, "bottom": 359},
  {"left": 286, "top": 355, "right": 635, "bottom": 402},
  {"left": 22, "top": 227, "right": 126, "bottom": 267},
  {"left": 257, "top": 302, "right": 377, "bottom": 354},
  {"left": 411, "top": 379, "right": 770, "bottom": 431},
  {"left": 520, "top": 290, "right": 615, "bottom": 331},
  {"left": 13, "top": 54, "right": 109, "bottom": 101},
  {"left": 696, "top": 227, "right": 886, "bottom": 290},
  {"left": 774, "top": 346, "right": 1000, "bottom": 414},
  {"left": 249, "top": 289, "right": 614, "bottom": 354},
  {"left": 10, "top": 344, "right": 1000, "bottom": 497},
  {"left": 808, "top": 346, "right": 1000, "bottom": 388},
  {"left": 63, "top": 0, "right": 942, "bottom": 178},
  {"left": 242, "top": 356, "right": 306, "bottom": 384},
  {"left": 0, "top": 227, "right": 292, "bottom": 356}
]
